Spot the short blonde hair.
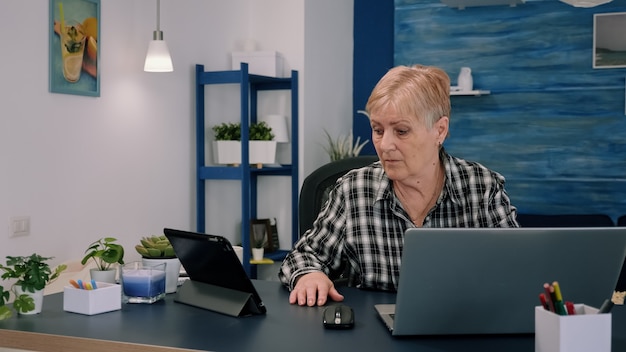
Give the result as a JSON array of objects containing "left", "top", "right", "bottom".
[{"left": 365, "top": 65, "right": 451, "bottom": 130}]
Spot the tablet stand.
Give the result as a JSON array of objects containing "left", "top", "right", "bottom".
[{"left": 174, "top": 279, "right": 259, "bottom": 317}]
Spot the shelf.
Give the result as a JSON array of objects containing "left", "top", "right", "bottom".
[
  {"left": 195, "top": 63, "right": 299, "bottom": 279},
  {"left": 450, "top": 90, "right": 491, "bottom": 96},
  {"left": 441, "top": 0, "right": 524, "bottom": 9}
]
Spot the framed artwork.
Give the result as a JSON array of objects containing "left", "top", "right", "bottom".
[
  {"left": 593, "top": 12, "right": 626, "bottom": 69},
  {"left": 250, "top": 219, "right": 278, "bottom": 253},
  {"left": 49, "top": 0, "right": 100, "bottom": 96}
]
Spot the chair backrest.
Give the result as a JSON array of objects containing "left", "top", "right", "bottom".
[
  {"left": 516, "top": 213, "right": 614, "bottom": 227},
  {"left": 618, "top": 215, "right": 626, "bottom": 227},
  {"left": 299, "top": 155, "right": 379, "bottom": 237}
]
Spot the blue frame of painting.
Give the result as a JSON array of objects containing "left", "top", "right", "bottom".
[{"left": 49, "top": 0, "right": 100, "bottom": 97}]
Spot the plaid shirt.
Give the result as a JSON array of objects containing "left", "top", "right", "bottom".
[{"left": 279, "top": 150, "right": 519, "bottom": 291}]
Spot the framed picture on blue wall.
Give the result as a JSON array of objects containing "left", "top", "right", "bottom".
[
  {"left": 593, "top": 12, "right": 626, "bottom": 69},
  {"left": 49, "top": 0, "right": 100, "bottom": 97}
]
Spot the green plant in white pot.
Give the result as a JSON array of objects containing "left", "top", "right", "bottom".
[
  {"left": 212, "top": 121, "right": 276, "bottom": 166},
  {"left": 135, "top": 235, "right": 181, "bottom": 294},
  {"left": 0, "top": 254, "right": 66, "bottom": 319},
  {"left": 81, "top": 237, "right": 125, "bottom": 284}
]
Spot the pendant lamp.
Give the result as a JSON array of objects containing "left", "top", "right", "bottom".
[{"left": 144, "top": 0, "right": 173, "bottom": 72}]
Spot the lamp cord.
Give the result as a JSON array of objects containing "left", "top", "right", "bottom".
[{"left": 156, "top": 0, "right": 161, "bottom": 32}]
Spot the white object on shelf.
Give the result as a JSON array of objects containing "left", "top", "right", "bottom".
[
  {"left": 231, "top": 51, "right": 284, "bottom": 77},
  {"left": 450, "top": 89, "right": 490, "bottom": 96},
  {"left": 457, "top": 67, "right": 473, "bottom": 92}
]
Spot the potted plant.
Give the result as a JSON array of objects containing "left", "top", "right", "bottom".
[
  {"left": 135, "top": 235, "right": 181, "bottom": 294},
  {"left": 0, "top": 254, "right": 66, "bottom": 319},
  {"left": 81, "top": 237, "right": 125, "bottom": 284},
  {"left": 251, "top": 237, "right": 265, "bottom": 261},
  {"left": 212, "top": 121, "right": 276, "bottom": 166},
  {"left": 322, "top": 129, "right": 369, "bottom": 162}
]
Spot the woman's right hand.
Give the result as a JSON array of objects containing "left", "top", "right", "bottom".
[{"left": 289, "top": 271, "right": 345, "bottom": 306}]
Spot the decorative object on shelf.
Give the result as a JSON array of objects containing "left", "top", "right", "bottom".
[
  {"left": 144, "top": 0, "right": 173, "bottom": 72},
  {"left": 561, "top": 0, "right": 611, "bottom": 8},
  {"left": 250, "top": 218, "right": 276, "bottom": 253},
  {"left": 322, "top": 129, "right": 369, "bottom": 162},
  {"left": 268, "top": 218, "right": 280, "bottom": 252},
  {"left": 212, "top": 121, "right": 277, "bottom": 167},
  {"left": 135, "top": 235, "right": 181, "bottom": 294},
  {"left": 0, "top": 254, "right": 67, "bottom": 319},
  {"left": 231, "top": 51, "right": 284, "bottom": 77},
  {"left": 80, "top": 237, "right": 125, "bottom": 284},
  {"left": 593, "top": 13, "right": 626, "bottom": 69},
  {"left": 457, "top": 67, "right": 473, "bottom": 92}
]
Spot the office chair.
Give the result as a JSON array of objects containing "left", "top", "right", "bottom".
[
  {"left": 298, "top": 155, "right": 379, "bottom": 284},
  {"left": 617, "top": 215, "right": 626, "bottom": 227},
  {"left": 516, "top": 213, "right": 614, "bottom": 227},
  {"left": 299, "top": 155, "right": 379, "bottom": 236}
]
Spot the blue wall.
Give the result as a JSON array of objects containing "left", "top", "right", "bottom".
[{"left": 354, "top": 0, "right": 626, "bottom": 221}]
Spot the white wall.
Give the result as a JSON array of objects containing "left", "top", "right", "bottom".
[{"left": 0, "top": 0, "right": 353, "bottom": 277}]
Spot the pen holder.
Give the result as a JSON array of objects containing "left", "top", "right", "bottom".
[
  {"left": 63, "top": 282, "right": 122, "bottom": 315},
  {"left": 535, "top": 305, "right": 611, "bottom": 352}
]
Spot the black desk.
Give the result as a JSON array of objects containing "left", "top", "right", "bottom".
[{"left": 1, "top": 280, "right": 625, "bottom": 352}]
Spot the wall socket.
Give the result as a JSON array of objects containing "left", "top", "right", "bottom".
[{"left": 10, "top": 216, "right": 30, "bottom": 237}]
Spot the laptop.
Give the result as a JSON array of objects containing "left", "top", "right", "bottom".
[
  {"left": 375, "top": 227, "right": 626, "bottom": 336},
  {"left": 164, "top": 228, "right": 266, "bottom": 317}
]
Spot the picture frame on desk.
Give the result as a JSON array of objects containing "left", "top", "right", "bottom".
[{"left": 250, "top": 218, "right": 278, "bottom": 253}]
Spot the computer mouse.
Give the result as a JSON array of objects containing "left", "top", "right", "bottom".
[{"left": 323, "top": 304, "right": 355, "bottom": 329}]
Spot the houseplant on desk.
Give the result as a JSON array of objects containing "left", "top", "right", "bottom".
[
  {"left": 0, "top": 254, "right": 66, "bottom": 319},
  {"left": 212, "top": 121, "right": 276, "bottom": 167},
  {"left": 135, "top": 235, "right": 181, "bottom": 293},
  {"left": 81, "top": 237, "right": 125, "bottom": 284}
]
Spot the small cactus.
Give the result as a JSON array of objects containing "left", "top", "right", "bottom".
[{"left": 135, "top": 235, "right": 176, "bottom": 258}]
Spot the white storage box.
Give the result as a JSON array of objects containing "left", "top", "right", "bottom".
[
  {"left": 535, "top": 305, "right": 611, "bottom": 352},
  {"left": 63, "top": 282, "right": 122, "bottom": 315},
  {"left": 231, "top": 51, "right": 284, "bottom": 77}
]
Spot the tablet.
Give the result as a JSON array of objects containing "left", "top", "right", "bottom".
[{"left": 164, "top": 228, "right": 266, "bottom": 316}]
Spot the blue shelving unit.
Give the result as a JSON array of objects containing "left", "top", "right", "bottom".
[{"left": 195, "top": 63, "right": 299, "bottom": 277}]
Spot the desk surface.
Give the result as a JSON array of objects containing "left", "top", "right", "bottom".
[{"left": 1, "top": 280, "right": 625, "bottom": 352}]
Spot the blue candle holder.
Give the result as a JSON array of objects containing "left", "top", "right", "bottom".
[{"left": 121, "top": 261, "right": 166, "bottom": 304}]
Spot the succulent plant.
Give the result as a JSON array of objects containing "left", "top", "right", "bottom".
[{"left": 135, "top": 235, "right": 176, "bottom": 259}]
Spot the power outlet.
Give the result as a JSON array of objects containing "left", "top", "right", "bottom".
[{"left": 10, "top": 216, "right": 30, "bottom": 237}]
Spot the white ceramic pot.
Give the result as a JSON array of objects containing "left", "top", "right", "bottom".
[
  {"left": 252, "top": 248, "right": 265, "bottom": 261},
  {"left": 16, "top": 287, "right": 44, "bottom": 315},
  {"left": 213, "top": 140, "right": 277, "bottom": 165},
  {"left": 142, "top": 257, "right": 181, "bottom": 294},
  {"left": 90, "top": 268, "right": 117, "bottom": 284}
]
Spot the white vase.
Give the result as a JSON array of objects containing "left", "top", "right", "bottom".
[
  {"left": 142, "top": 257, "right": 181, "bottom": 294},
  {"left": 90, "top": 268, "right": 117, "bottom": 284},
  {"left": 457, "top": 67, "right": 473, "bottom": 92},
  {"left": 252, "top": 248, "right": 265, "bottom": 261},
  {"left": 16, "top": 287, "right": 44, "bottom": 315}
]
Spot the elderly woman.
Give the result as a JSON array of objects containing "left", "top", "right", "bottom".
[{"left": 279, "top": 64, "right": 519, "bottom": 306}]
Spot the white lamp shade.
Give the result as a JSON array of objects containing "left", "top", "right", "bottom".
[
  {"left": 144, "top": 40, "right": 173, "bottom": 72},
  {"left": 260, "top": 114, "right": 289, "bottom": 143},
  {"left": 560, "top": 0, "right": 611, "bottom": 7}
]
